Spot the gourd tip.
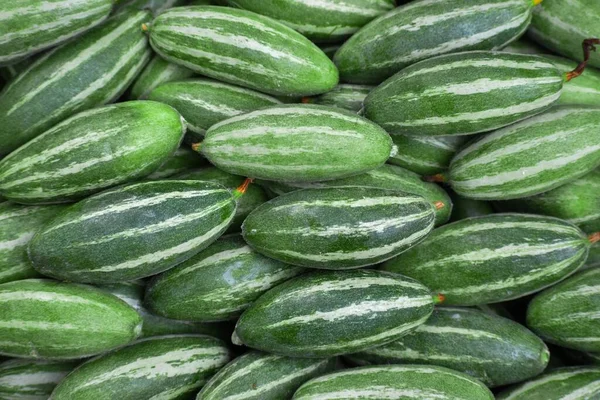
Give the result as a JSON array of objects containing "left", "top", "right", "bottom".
[
  {"left": 423, "top": 173, "right": 447, "bottom": 183},
  {"left": 141, "top": 23, "right": 150, "bottom": 33},
  {"left": 433, "top": 293, "right": 446, "bottom": 304},
  {"left": 301, "top": 97, "right": 312, "bottom": 104},
  {"left": 191, "top": 142, "right": 201, "bottom": 152},
  {"left": 434, "top": 201, "right": 445, "bottom": 210},
  {"left": 234, "top": 178, "right": 254, "bottom": 198},
  {"left": 589, "top": 232, "right": 600, "bottom": 244},
  {"left": 533, "top": 0, "right": 543, "bottom": 5}
]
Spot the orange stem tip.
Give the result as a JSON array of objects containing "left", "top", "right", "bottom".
[
  {"left": 141, "top": 23, "right": 150, "bottom": 33},
  {"left": 233, "top": 178, "right": 253, "bottom": 198},
  {"left": 434, "top": 201, "right": 445, "bottom": 210},
  {"left": 533, "top": 0, "right": 543, "bottom": 5},
  {"left": 191, "top": 142, "right": 201, "bottom": 152},
  {"left": 301, "top": 97, "right": 312, "bottom": 104},
  {"left": 590, "top": 232, "right": 600, "bottom": 244},
  {"left": 433, "top": 293, "right": 446, "bottom": 304},
  {"left": 423, "top": 173, "right": 447, "bottom": 183}
]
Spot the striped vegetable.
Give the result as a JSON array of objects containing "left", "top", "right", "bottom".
[
  {"left": 449, "top": 191, "right": 494, "bottom": 222},
  {"left": 173, "top": 167, "right": 268, "bottom": 232},
  {"left": 148, "top": 78, "right": 281, "bottom": 135},
  {"left": 243, "top": 187, "right": 435, "bottom": 269},
  {"left": 129, "top": 55, "right": 194, "bottom": 100},
  {"left": 447, "top": 106, "right": 600, "bottom": 200},
  {"left": 256, "top": 164, "right": 452, "bottom": 226},
  {"left": 497, "top": 366, "right": 600, "bottom": 400},
  {"left": 333, "top": 0, "right": 539, "bottom": 84},
  {"left": 381, "top": 214, "right": 592, "bottom": 306},
  {"left": 364, "top": 51, "right": 564, "bottom": 136},
  {"left": 0, "top": 0, "right": 112, "bottom": 66},
  {"left": 99, "top": 281, "right": 233, "bottom": 340},
  {"left": 527, "top": 268, "right": 600, "bottom": 352},
  {"left": 198, "top": 351, "right": 335, "bottom": 400},
  {"left": 146, "top": 146, "right": 207, "bottom": 180},
  {"left": 0, "top": 279, "right": 142, "bottom": 359},
  {"left": 232, "top": 269, "right": 436, "bottom": 357},
  {"left": 303, "top": 84, "right": 373, "bottom": 112},
  {"left": 346, "top": 307, "right": 549, "bottom": 387},
  {"left": 29, "top": 180, "right": 236, "bottom": 283},
  {"left": 496, "top": 169, "right": 600, "bottom": 234},
  {"left": 201, "top": 104, "right": 392, "bottom": 182},
  {"left": 545, "top": 56, "right": 600, "bottom": 107},
  {"left": 0, "top": 10, "right": 152, "bottom": 156},
  {"left": 389, "top": 134, "right": 468, "bottom": 176},
  {"left": 145, "top": 235, "right": 304, "bottom": 322},
  {"left": 293, "top": 365, "right": 494, "bottom": 400},
  {"left": 586, "top": 243, "right": 600, "bottom": 270},
  {"left": 0, "top": 359, "right": 78, "bottom": 400},
  {"left": 114, "top": 0, "right": 187, "bottom": 16},
  {"left": 0, "top": 202, "right": 66, "bottom": 284},
  {"left": 226, "top": 0, "right": 394, "bottom": 43},
  {"left": 0, "top": 101, "right": 185, "bottom": 204},
  {"left": 50, "top": 335, "right": 231, "bottom": 400},
  {"left": 147, "top": 6, "right": 339, "bottom": 96},
  {"left": 529, "top": 0, "right": 600, "bottom": 68}
]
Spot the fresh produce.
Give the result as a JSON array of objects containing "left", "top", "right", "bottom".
[
  {"left": 232, "top": 269, "right": 437, "bottom": 357},
  {"left": 449, "top": 191, "right": 494, "bottom": 221},
  {"left": 388, "top": 135, "right": 468, "bottom": 176},
  {"left": 545, "top": 55, "right": 600, "bottom": 106},
  {"left": 0, "top": 359, "right": 78, "bottom": 400},
  {"left": 381, "top": 214, "right": 593, "bottom": 305},
  {"left": 129, "top": 55, "right": 194, "bottom": 100},
  {"left": 303, "top": 84, "right": 373, "bottom": 112},
  {"left": 114, "top": 0, "right": 187, "bottom": 16},
  {"left": 146, "top": 146, "right": 207, "bottom": 180}
]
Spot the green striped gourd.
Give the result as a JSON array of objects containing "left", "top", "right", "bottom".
[
  {"left": 364, "top": 51, "right": 564, "bottom": 136},
  {"left": 529, "top": 0, "right": 600, "bottom": 68},
  {"left": 497, "top": 366, "right": 600, "bottom": 400},
  {"left": 147, "top": 6, "right": 338, "bottom": 96},
  {"left": 527, "top": 268, "right": 600, "bottom": 352},
  {"left": 114, "top": 0, "right": 187, "bottom": 16},
  {"left": 0, "top": 0, "right": 112, "bottom": 66},
  {"left": 333, "top": 0, "right": 540, "bottom": 84},
  {"left": 99, "top": 281, "right": 233, "bottom": 340},
  {"left": 29, "top": 180, "right": 235, "bottom": 283},
  {"left": 0, "top": 11, "right": 152, "bottom": 156},
  {"left": 146, "top": 235, "right": 304, "bottom": 322},
  {"left": 303, "top": 84, "right": 373, "bottom": 112},
  {"left": 381, "top": 214, "right": 592, "bottom": 306},
  {"left": 129, "top": 55, "right": 194, "bottom": 100},
  {"left": 232, "top": 269, "right": 436, "bottom": 357},
  {"left": 243, "top": 187, "right": 435, "bottom": 269},
  {"left": 293, "top": 365, "right": 494, "bottom": 400},
  {"left": 447, "top": 106, "right": 600, "bottom": 200},
  {"left": 389, "top": 135, "right": 468, "bottom": 176},
  {"left": 502, "top": 38, "right": 548, "bottom": 54},
  {"left": 201, "top": 104, "right": 392, "bottom": 182},
  {"left": 0, "top": 359, "right": 78, "bottom": 400},
  {"left": 0, "top": 101, "right": 185, "bottom": 204},
  {"left": 0, "top": 203, "right": 66, "bottom": 284},
  {"left": 346, "top": 307, "right": 549, "bottom": 387},
  {"left": 0, "top": 279, "right": 142, "bottom": 359},
  {"left": 50, "top": 335, "right": 231, "bottom": 400},
  {"left": 198, "top": 351, "right": 335, "bottom": 400},
  {"left": 173, "top": 167, "right": 268, "bottom": 232},
  {"left": 226, "top": 0, "right": 394, "bottom": 43},
  {"left": 148, "top": 78, "right": 281, "bottom": 135},
  {"left": 449, "top": 191, "right": 494, "bottom": 222},
  {"left": 146, "top": 146, "right": 207, "bottom": 180},
  {"left": 545, "top": 56, "right": 600, "bottom": 107},
  {"left": 586, "top": 243, "right": 600, "bottom": 270},
  {"left": 256, "top": 164, "right": 452, "bottom": 226},
  {"left": 496, "top": 169, "right": 600, "bottom": 234}
]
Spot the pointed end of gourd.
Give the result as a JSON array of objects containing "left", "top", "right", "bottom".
[
  {"left": 191, "top": 142, "right": 201, "bottom": 153},
  {"left": 589, "top": 232, "right": 600, "bottom": 244},
  {"left": 433, "top": 293, "right": 446, "bottom": 304},
  {"left": 301, "top": 97, "right": 312, "bottom": 104},
  {"left": 233, "top": 178, "right": 254, "bottom": 199},
  {"left": 141, "top": 23, "right": 151, "bottom": 34},
  {"left": 423, "top": 173, "right": 448, "bottom": 183},
  {"left": 532, "top": 0, "right": 543, "bottom": 5},
  {"left": 434, "top": 201, "right": 445, "bottom": 210},
  {"left": 231, "top": 330, "right": 244, "bottom": 346}
]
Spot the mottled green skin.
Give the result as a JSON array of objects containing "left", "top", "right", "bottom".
[
  {"left": 497, "top": 367, "right": 600, "bottom": 400},
  {"left": 382, "top": 214, "right": 590, "bottom": 306},
  {"left": 0, "top": 279, "right": 142, "bottom": 359},
  {"left": 0, "top": 0, "right": 112, "bottom": 66},
  {"left": 364, "top": 51, "right": 564, "bottom": 136},
  {"left": 202, "top": 104, "right": 392, "bottom": 182},
  {"left": 233, "top": 270, "right": 435, "bottom": 358},
  {"left": 305, "top": 84, "right": 373, "bottom": 112},
  {"left": 129, "top": 55, "right": 194, "bottom": 100},
  {"left": 586, "top": 243, "right": 600, "bottom": 270},
  {"left": 0, "top": 11, "right": 153, "bottom": 156},
  {"left": 388, "top": 134, "right": 468, "bottom": 176},
  {"left": 529, "top": 0, "right": 600, "bottom": 68},
  {"left": 346, "top": 307, "right": 549, "bottom": 387},
  {"left": 227, "top": 0, "right": 394, "bottom": 43},
  {"left": 256, "top": 164, "right": 452, "bottom": 226},
  {"left": 98, "top": 281, "right": 233, "bottom": 340},
  {"left": 243, "top": 187, "right": 435, "bottom": 269},
  {"left": 293, "top": 365, "right": 494, "bottom": 400},
  {"left": 145, "top": 235, "right": 305, "bottom": 322},
  {"left": 0, "top": 359, "right": 78, "bottom": 400},
  {"left": 173, "top": 167, "right": 269, "bottom": 233},
  {"left": 0, "top": 101, "right": 185, "bottom": 204},
  {"left": 496, "top": 170, "right": 600, "bottom": 234},
  {"left": 149, "top": 6, "right": 338, "bottom": 96},
  {"left": 114, "top": 0, "right": 188, "bottom": 16},
  {"left": 29, "top": 180, "right": 235, "bottom": 283},
  {"left": 0, "top": 54, "right": 37, "bottom": 81},
  {"left": 545, "top": 56, "right": 600, "bottom": 107},
  {"left": 146, "top": 146, "right": 207, "bottom": 180},
  {"left": 0, "top": 203, "right": 66, "bottom": 284},
  {"left": 149, "top": 78, "right": 281, "bottom": 134},
  {"left": 527, "top": 269, "right": 600, "bottom": 353},
  {"left": 450, "top": 191, "right": 494, "bottom": 222},
  {"left": 51, "top": 335, "right": 231, "bottom": 400},
  {"left": 449, "top": 106, "right": 600, "bottom": 200},
  {"left": 334, "top": 0, "right": 535, "bottom": 84},
  {"left": 198, "top": 351, "right": 336, "bottom": 400}
]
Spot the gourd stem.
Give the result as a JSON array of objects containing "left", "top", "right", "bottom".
[
  {"left": 590, "top": 232, "right": 600, "bottom": 244},
  {"left": 434, "top": 201, "right": 445, "bottom": 210},
  {"left": 234, "top": 178, "right": 253, "bottom": 199},
  {"left": 423, "top": 173, "right": 447, "bottom": 183},
  {"left": 433, "top": 294, "right": 446, "bottom": 304},
  {"left": 565, "top": 38, "right": 600, "bottom": 81},
  {"left": 141, "top": 23, "right": 151, "bottom": 34},
  {"left": 191, "top": 142, "right": 201, "bottom": 152}
]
